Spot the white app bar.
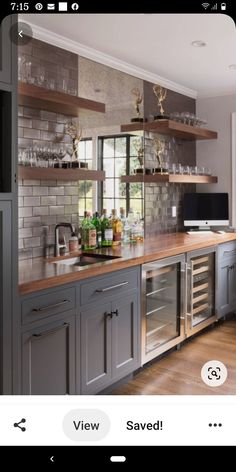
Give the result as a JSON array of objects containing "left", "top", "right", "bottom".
[{"left": 0, "top": 395, "right": 235, "bottom": 446}]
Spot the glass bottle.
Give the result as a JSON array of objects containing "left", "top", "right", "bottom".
[
  {"left": 92, "top": 211, "right": 102, "bottom": 248},
  {"left": 111, "top": 209, "right": 122, "bottom": 246},
  {"left": 81, "top": 211, "right": 97, "bottom": 250},
  {"left": 101, "top": 209, "right": 113, "bottom": 247},
  {"left": 119, "top": 207, "right": 126, "bottom": 242}
]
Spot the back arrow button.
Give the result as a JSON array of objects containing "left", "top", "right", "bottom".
[
  {"left": 50, "top": 456, "right": 55, "bottom": 463},
  {"left": 10, "top": 22, "right": 33, "bottom": 46}
]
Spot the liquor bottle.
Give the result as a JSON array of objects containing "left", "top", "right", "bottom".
[
  {"left": 101, "top": 209, "right": 113, "bottom": 247},
  {"left": 111, "top": 209, "right": 122, "bottom": 245},
  {"left": 81, "top": 211, "right": 97, "bottom": 250},
  {"left": 92, "top": 211, "right": 102, "bottom": 248}
]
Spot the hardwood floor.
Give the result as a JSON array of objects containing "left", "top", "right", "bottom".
[{"left": 112, "top": 318, "right": 236, "bottom": 395}]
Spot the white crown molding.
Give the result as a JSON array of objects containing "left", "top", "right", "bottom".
[
  {"left": 25, "top": 20, "right": 197, "bottom": 99},
  {"left": 198, "top": 89, "right": 236, "bottom": 99}
]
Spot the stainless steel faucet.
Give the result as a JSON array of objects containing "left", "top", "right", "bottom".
[{"left": 54, "top": 223, "right": 74, "bottom": 257}]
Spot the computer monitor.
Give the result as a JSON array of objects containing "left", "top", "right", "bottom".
[{"left": 183, "top": 193, "right": 229, "bottom": 229}]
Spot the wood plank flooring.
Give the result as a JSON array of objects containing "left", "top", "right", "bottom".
[{"left": 112, "top": 318, "right": 236, "bottom": 395}]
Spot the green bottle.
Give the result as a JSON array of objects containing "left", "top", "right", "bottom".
[
  {"left": 81, "top": 211, "right": 97, "bottom": 250},
  {"left": 92, "top": 211, "right": 102, "bottom": 248},
  {"left": 101, "top": 209, "right": 113, "bottom": 247}
]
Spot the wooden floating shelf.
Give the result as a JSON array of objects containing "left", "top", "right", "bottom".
[
  {"left": 18, "top": 82, "right": 106, "bottom": 116},
  {"left": 18, "top": 166, "right": 105, "bottom": 181},
  {"left": 121, "top": 119, "right": 217, "bottom": 140},
  {"left": 120, "top": 122, "right": 144, "bottom": 133},
  {"left": 121, "top": 174, "right": 218, "bottom": 184}
]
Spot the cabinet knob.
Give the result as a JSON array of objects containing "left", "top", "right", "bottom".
[{"left": 104, "top": 311, "right": 113, "bottom": 319}]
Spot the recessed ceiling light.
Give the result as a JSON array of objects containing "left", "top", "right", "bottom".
[
  {"left": 228, "top": 64, "right": 236, "bottom": 70},
  {"left": 191, "top": 40, "right": 207, "bottom": 47}
]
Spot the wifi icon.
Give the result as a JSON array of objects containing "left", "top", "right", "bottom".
[{"left": 202, "top": 2, "right": 210, "bottom": 8}]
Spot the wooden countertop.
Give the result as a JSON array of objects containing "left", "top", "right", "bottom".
[{"left": 19, "top": 232, "right": 236, "bottom": 295}]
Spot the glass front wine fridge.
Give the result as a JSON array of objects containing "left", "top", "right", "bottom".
[
  {"left": 142, "top": 254, "right": 185, "bottom": 365},
  {"left": 186, "top": 246, "right": 216, "bottom": 337}
]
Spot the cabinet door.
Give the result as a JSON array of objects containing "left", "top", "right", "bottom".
[
  {"left": 22, "top": 314, "right": 76, "bottom": 394},
  {"left": 0, "top": 16, "right": 12, "bottom": 84},
  {"left": 111, "top": 292, "right": 140, "bottom": 380},
  {"left": 186, "top": 247, "right": 216, "bottom": 336},
  {"left": 218, "top": 260, "right": 231, "bottom": 317},
  {"left": 229, "top": 259, "right": 236, "bottom": 311},
  {"left": 81, "top": 302, "right": 112, "bottom": 394},
  {"left": 0, "top": 201, "right": 12, "bottom": 393}
]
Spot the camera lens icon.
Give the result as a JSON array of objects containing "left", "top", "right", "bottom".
[{"left": 201, "top": 360, "right": 227, "bottom": 387}]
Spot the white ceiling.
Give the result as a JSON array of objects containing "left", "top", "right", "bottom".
[{"left": 21, "top": 13, "right": 236, "bottom": 98}]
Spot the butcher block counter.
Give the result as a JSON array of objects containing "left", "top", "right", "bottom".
[{"left": 19, "top": 231, "right": 236, "bottom": 295}]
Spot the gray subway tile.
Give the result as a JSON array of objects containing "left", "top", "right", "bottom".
[
  {"left": 23, "top": 216, "right": 42, "bottom": 228},
  {"left": 18, "top": 196, "right": 24, "bottom": 207},
  {"left": 40, "top": 110, "right": 57, "bottom": 121},
  {"left": 24, "top": 196, "right": 40, "bottom": 206},
  {"left": 32, "top": 119, "right": 49, "bottom": 130},
  {"left": 33, "top": 186, "right": 49, "bottom": 196},
  {"left": 23, "top": 179, "right": 39, "bottom": 186},
  {"left": 42, "top": 215, "right": 57, "bottom": 225},
  {"left": 19, "top": 239, "right": 24, "bottom": 249},
  {"left": 18, "top": 186, "right": 33, "bottom": 196},
  {"left": 64, "top": 186, "right": 79, "bottom": 196},
  {"left": 33, "top": 206, "right": 49, "bottom": 216},
  {"left": 49, "top": 186, "right": 65, "bottom": 196},
  {"left": 18, "top": 117, "right": 32, "bottom": 128},
  {"left": 19, "top": 207, "right": 33, "bottom": 218},
  {"left": 40, "top": 180, "right": 57, "bottom": 186},
  {"left": 19, "top": 248, "right": 33, "bottom": 260},
  {"left": 57, "top": 195, "right": 71, "bottom": 205},
  {"left": 24, "top": 237, "right": 41, "bottom": 248},
  {"left": 23, "top": 128, "right": 41, "bottom": 139},
  {"left": 49, "top": 206, "right": 65, "bottom": 216},
  {"left": 41, "top": 196, "right": 56, "bottom": 206},
  {"left": 65, "top": 204, "right": 78, "bottom": 214},
  {"left": 32, "top": 247, "right": 45, "bottom": 258},
  {"left": 19, "top": 227, "right": 33, "bottom": 238}
]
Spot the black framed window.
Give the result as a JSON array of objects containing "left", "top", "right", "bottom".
[{"left": 98, "top": 134, "right": 144, "bottom": 217}]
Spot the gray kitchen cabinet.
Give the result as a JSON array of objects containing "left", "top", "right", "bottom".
[
  {"left": 217, "top": 242, "right": 236, "bottom": 318},
  {"left": 81, "top": 291, "right": 139, "bottom": 394},
  {"left": 21, "top": 312, "right": 76, "bottom": 395},
  {"left": 0, "top": 201, "right": 12, "bottom": 393},
  {"left": 80, "top": 266, "right": 140, "bottom": 394},
  {"left": 0, "top": 16, "right": 13, "bottom": 84},
  {"left": 81, "top": 301, "right": 112, "bottom": 394}
]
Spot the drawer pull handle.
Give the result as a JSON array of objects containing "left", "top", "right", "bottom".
[
  {"left": 32, "top": 299, "right": 69, "bottom": 313},
  {"left": 104, "top": 309, "right": 119, "bottom": 319},
  {"left": 96, "top": 282, "right": 128, "bottom": 293},
  {"left": 31, "top": 322, "right": 68, "bottom": 339}
]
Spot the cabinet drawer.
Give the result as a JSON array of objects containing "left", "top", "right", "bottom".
[
  {"left": 218, "top": 241, "right": 236, "bottom": 260},
  {"left": 22, "top": 286, "right": 76, "bottom": 325},
  {"left": 80, "top": 268, "right": 139, "bottom": 306}
]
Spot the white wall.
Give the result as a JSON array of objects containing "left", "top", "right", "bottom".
[{"left": 196, "top": 94, "right": 236, "bottom": 223}]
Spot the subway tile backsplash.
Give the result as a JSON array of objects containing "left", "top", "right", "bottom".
[{"left": 18, "top": 38, "right": 80, "bottom": 260}]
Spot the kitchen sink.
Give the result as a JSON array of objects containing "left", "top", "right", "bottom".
[{"left": 50, "top": 253, "right": 120, "bottom": 267}]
